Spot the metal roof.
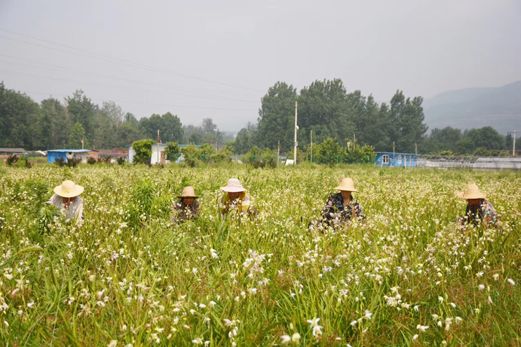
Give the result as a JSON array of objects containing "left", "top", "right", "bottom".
[
  {"left": 0, "top": 148, "right": 26, "bottom": 153},
  {"left": 47, "top": 149, "right": 91, "bottom": 153}
]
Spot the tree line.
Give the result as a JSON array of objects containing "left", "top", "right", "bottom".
[
  {"left": 0, "top": 82, "right": 227, "bottom": 150},
  {"left": 235, "top": 79, "right": 518, "bottom": 156},
  {"left": 1, "top": 80, "right": 518, "bottom": 156}
]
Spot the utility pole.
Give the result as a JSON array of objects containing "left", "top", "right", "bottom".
[
  {"left": 353, "top": 133, "right": 356, "bottom": 151},
  {"left": 513, "top": 130, "right": 517, "bottom": 157},
  {"left": 392, "top": 141, "right": 395, "bottom": 154},
  {"left": 277, "top": 141, "right": 280, "bottom": 167},
  {"left": 415, "top": 143, "right": 418, "bottom": 156},
  {"left": 293, "top": 100, "right": 298, "bottom": 164},
  {"left": 310, "top": 129, "right": 313, "bottom": 163}
]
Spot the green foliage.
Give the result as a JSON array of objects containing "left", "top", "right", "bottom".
[
  {"left": 313, "top": 137, "right": 344, "bottom": 165},
  {"left": 242, "top": 146, "right": 277, "bottom": 168},
  {"left": 131, "top": 139, "right": 154, "bottom": 164},
  {"left": 344, "top": 144, "right": 376, "bottom": 163},
  {"left": 165, "top": 141, "right": 181, "bottom": 162},
  {"left": 125, "top": 178, "right": 156, "bottom": 229},
  {"left": 68, "top": 122, "right": 86, "bottom": 148}
]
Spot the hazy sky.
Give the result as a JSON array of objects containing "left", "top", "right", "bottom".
[{"left": 1, "top": 0, "right": 520, "bottom": 131}]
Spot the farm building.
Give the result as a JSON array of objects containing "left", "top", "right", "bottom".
[
  {"left": 375, "top": 152, "right": 417, "bottom": 167},
  {"left": 47, "top": 149, "right": 92, "bottom": 163},
  {"left": 127, "top": 143, "right": 168, "bottom": 164},
  {"left": 0, "top": 148, "right": 26, "bottom": 159},
  {"left": 151, "top": 143, "right": 168, "bottom": 165}
]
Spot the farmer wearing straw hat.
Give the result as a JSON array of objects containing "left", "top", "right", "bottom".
[
  {"left": 457, "top": 183, "right": 497, "bottom": 227},
  {"left": 172, "top": 186, "right": 200, "bottom": 223},
  {"left": 219, "top": 178, "right": 255, "bottom": 216},
  {"left": 48, "top": 180, "right": 84, "bottom": 226},
  {"left": 319, "top": 177, "right": 364, "bottom": 227}
]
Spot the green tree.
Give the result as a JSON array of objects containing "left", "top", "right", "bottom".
[
  {"left": 140, "top": 112, "right": 183, "bottom": 143},
  {"left": 299, "top": 79, "right": 356, "bottom": 147},
  {"left": 165, "top": 141, "right": 181, "bottom": 162},
  {"left": 66, "top": 90, "right": 97, "bottom": 143},
  {"left": 37, "top": 98, "right": 69, "bottom": 149},
  {"left": 256, "top": 82, "right": 297, "bottom": 151},
  {"left": 314, "top": 137, "right": 344, "bottom": 165},
  {"left": 131, "top": 139, "right": 154, "bottom": 164},
  {"left": 0, "top": 82, "right": 40, "bottom": 148},
  {"left": 388, "top": 91, "right": 428, "bottom": 152},
  {"left": 234, "top": 123, "right": 257, "bottom": 154},
  {"left": 68, "top": 122, "right": 86, "bottom": 148}
]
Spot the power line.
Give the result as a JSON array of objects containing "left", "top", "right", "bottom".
[
  {"left": 0, "top": 28, "right": 264, "bottom": 94},
  {"left": 0, "top": 54, "right": 259, "bottom": 104}
]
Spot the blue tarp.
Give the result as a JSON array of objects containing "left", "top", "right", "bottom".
[{"left": 47, "top": 149, "right": 90, "bottom": 163}]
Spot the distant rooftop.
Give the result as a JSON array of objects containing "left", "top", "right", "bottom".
[
  {"left": 47, "top": 149, "right": 91, "bottom": 153},
  {"left": 0, "top": 148, "right": 26, "bottom": 153}
]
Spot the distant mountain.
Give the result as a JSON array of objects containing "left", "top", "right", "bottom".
[{"left": 423, "top": 81, "right": 521, "bottom": 134}]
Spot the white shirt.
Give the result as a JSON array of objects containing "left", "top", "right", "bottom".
[{"left": 48, "top": 194, "right": 84, "bottom": 226}]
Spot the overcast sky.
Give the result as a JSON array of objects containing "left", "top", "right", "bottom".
[{"left": 1, "top": 0, "right": 520, "bottom": 131}]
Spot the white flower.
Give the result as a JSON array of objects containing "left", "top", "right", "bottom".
[
  {"left": 107, "top": 340, "right": 117, "bottom": 347},
  {"left": 493, "top": 274, "right": 500, "bottom": 281},
  {"left": 416, "top": 324, "right": 429, "bottom": 332},
  {"left": 291, "top": 332, "right": 301, "bottom": 342},
  {"left": 478, "top": 284, "right": 485, "bottom": 291},
  {"left": 210, "top": 249, "right": 219, "bottom": 259},
  {"left": 412, "top": 334, "right": 419, "bottom": 340},
  {"left": 507, "top": 278, "right": 515, "bottom": 286},
  {"left": 307, "top": 318, "right": 323, "bottom": 337},
  {"left": 364, "top": 310, "right": 372, "bottom": 320},
  {"left": 192, "top": 337, "right": 203, "bottom": 345},
  {"left": 280, "top": 335, "right": 291, "bottom": 344}
]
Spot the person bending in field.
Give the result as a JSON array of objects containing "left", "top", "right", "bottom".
[
  {"left": 48, "top": 180, "right": 84, "bottom": 226},
  {"left": 310, "top": 177, "right": 364, "bottom": 231},
  {"left": 218, "top": 178, "right": 256, "bottom": 217},
  {"left": 172, "top": 186, "right": 200, "bottom": 223},
  {"left": 457, "top": 183, "right": 498, "bottom": 227}
]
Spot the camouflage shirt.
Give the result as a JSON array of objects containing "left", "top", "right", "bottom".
[
  {"left": 321, "top": 192, "right": 364, "bottom": 225},
  {"left": 172, "top": 199, "right": 200, "bottom": 223}
]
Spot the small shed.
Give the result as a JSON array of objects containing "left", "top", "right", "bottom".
[
  {"left": 375, "top": 152, "right": 417, "bottom": 168},
  {"left": 151, "top": 143, "right": 168, "bottom": 165},
  {"left": 47, "top": 149, "right": 91, "bottom": 163}
]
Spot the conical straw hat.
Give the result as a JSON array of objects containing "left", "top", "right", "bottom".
[
  {"left": 178, "top": 186, "right": 197, "bottom": 198},
  {"left": 54, "top": 180, "right": 84, "bottom": 198},
  {"left": 221, "top": 178, "right": 246, "bottom": 192},
  {"left": 335, "top": 177, "right": 357, "bottom": 192},
  {"left": 456, "top": 183, "right": 486, "bottom": 200}
]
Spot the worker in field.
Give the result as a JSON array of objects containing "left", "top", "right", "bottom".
[
  {"left": 457, "top": 183, "right": 497, "bottom": 227},
  {"left": 219, "top": 178, "right": 256, "bottom": 217},
  {"left": 172, "top": 186, "right": 200, "bottom": 223},
  {"left": 311, "top": 177, "right": 364, "bottom": 230},
  {"left": 48, "top": 180, "right": 84, "bottom": 226}
]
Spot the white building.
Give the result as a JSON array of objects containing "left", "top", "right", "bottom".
[{"left": 151, "top": 143, "right": 168, "bottom": 165}]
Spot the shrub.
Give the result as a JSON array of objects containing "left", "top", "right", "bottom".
[
  {"left": 132, "top": 139, "right": 154, "bottom": 164},
  {"left": 242, "top": 146, "right": 277, "bottom": 168},
  {"left": 165, "top": 142, "right": 181, "bottom": 162},
  {"left": 87, "top": 157, "right": 97, "bottom": 165}
]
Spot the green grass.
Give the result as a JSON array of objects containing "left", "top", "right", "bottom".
[{"left": 0, "top": 164, "right": 520, "bottom": 346}]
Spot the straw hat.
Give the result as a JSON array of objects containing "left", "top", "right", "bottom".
[
  {"left": 178, "top": 186, "right": 198, "bottom": 198},
  {"left": 335, "top": 177, "right": 357, "bottom": 192},
  {"left": 457, "top": 183, "right": 486, "bottom": 200},
  {"left": 54, "top": 180, "right": 84, "bottom": 198},
  {"left": 221, "top": 178, "right": 246, "bottom": 193}
]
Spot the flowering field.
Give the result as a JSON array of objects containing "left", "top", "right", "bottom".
[{"left": 0, "top": 164, "right": 520, "bottom": 346}]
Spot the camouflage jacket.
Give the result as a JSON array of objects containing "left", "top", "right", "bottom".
[{"left": 321, "top": 192, "right": 364, "bottom": 225}]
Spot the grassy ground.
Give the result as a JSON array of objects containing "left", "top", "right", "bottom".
[{"left": 0, "top": 164, "right": 520, "bottom": 346}]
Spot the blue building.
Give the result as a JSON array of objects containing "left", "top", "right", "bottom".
[
  {"left": 375, "top": 152, "right": 417, "bottom": 168},
  {"left": 47, "top": 149, "right": 91, "bottom": 163}
]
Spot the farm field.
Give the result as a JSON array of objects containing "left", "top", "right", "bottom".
[{"left": 0, "top": 165, "right": 520, "bottom": 346}]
